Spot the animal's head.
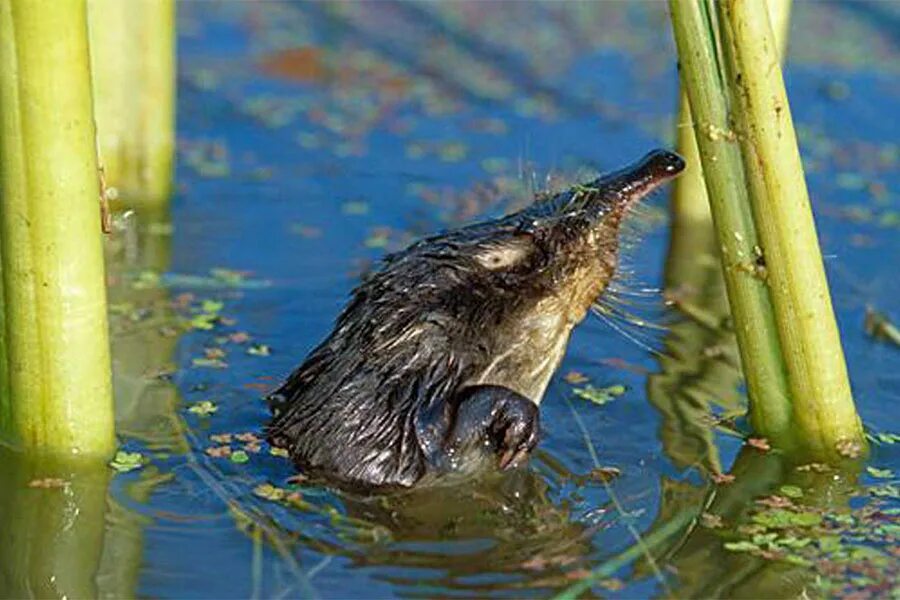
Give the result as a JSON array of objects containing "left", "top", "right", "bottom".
[{"left": 355, "top": 149, "right": 685, "bottom": 402}]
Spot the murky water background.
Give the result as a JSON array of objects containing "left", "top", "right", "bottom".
[{"left": 2, "top": 2, "right": 899, "bottom": 599}]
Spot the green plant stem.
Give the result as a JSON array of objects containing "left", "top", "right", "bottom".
[
  {"left": 719, "top": 0, "right": 864, "bottom": 457},
  {"left": 668, "top": 0, "right": 792, "bottom": 443},
  {"left": 669, "top": 0, "right": 788, "bottom": 251},
  {"left": 0, "top": 0, "right": 115, "bottom": 457},
  {"left": 765, "top": 0, "right": 793, "bottom": 54},
  {"left": 0, "top": 254, "right": 9, "bottom": 430},
  {"left": 88, "top": 0, "right": 175, "bottom": 207}
]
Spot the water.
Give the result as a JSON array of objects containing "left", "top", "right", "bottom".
[{"left": 2, "top": 2, "right": 899, "bottom": 598}]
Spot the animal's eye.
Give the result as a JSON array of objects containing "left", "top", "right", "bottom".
[{"left": 474, "top": 237, "right": 533, "bottom": 270}]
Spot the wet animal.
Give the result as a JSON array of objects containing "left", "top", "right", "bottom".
[{"left": 267, "top": 149, "right": 685, "bottom": 488}]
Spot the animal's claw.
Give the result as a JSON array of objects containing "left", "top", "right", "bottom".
[
  {"left": 490, "top": 394, "right": 540, "bottom": 470},
  {"left": 443, "top": 384, "right": 541, "bottom": 473}
]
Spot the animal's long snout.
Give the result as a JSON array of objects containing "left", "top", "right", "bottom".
[
  {"left": 598, "top": 149, "right": 685, "bottom": 206},
  {"left": 523, "top": 149, "right": 685, "bottom": 220},
  {"left": 569, "top": 149, "right": 685, "bottom": 219}
]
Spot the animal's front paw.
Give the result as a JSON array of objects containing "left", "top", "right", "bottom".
[
  {"left": 488, "top": 392, "right": 540, "bottom": 469},
  {"left": 449, "top": 385, "right": 540, "bottom": 471}
]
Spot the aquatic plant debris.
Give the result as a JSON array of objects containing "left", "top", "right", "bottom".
[
  {"left": 746, "top": 437, "right": 771, "bottom": 452},
  {"left": 563, "top": 370, "right": 589, "bottom": 384},
  {"left": 269, "top": 447, "right": 290, "bottom": 458},
  {"left": 869, "top": 432, "right": 900, "bottom": 446},
  {"left": 192, "top": 357, "right": 227, "bottom": 369},
  {"left": 864, "top": 306, "right": 900, "bottom": 348},
  {"left": 253, "top": 483, "right": 287, "bottom": 502},
  {"left": 779, "top": 485, "right": 804, "bottom": 498},
  {"left": 206, "top": 445, "right": 231, "bottom": 458},
  {"left": 711, "top": 472, "right": 736, "bottom": 485},
  {"left": 836, "top": 439, "right": 865, "bottom": 459},
  {"left": 867, "top": 467, "right": 894, "bottom": 479},
  {"left": 573, "top": 384, "right": 626, "bottom": 405},
  {"left": 27, "top": 478, "right": 68, "bottom": 489},
  {"left": 247, "top": 344, "right": 271, "bottom": 356},
  {"left": 719, "top": 488, "right": 900, "bottom": 597},
  {"left": 188, "top": 401, "right": 219, "bottom": 416},
  {"left": 589, "top": 466, "right": 622, "bottom": 482},
  {"left": 110, "top": 451, "right": 145, "bottom": 473},
  {"left": 230, "top": 451, "right": 250, "bottom": 464},
  {"left": 700, "top": 513, "right": 724, "bottom": 529}
]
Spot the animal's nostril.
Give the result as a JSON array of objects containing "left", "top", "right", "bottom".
[{"left": 667, "top": 152, "right": 686, "bottom": 174}]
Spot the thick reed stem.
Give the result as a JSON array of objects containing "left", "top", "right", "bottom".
[
  {"left": 668, "top": 0, "right": 792, "bottom": 442},
  {"left": 719, "top": 0, "right": 864, "bottom": 457},
  {"left": 88, "top": 0, "right": 175, "bottom": 207},
  {"left": 669, "top": 0, "right": 789, "bottom": 247},
  {"left": 0, "top": 0, "right": 115, "bottom": 457}
]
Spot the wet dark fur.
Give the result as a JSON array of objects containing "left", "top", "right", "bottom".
[
  {"left": 267, "top": 150, "right": 684, "bottom": 489},
  {"left": 267, "top": 219, "right": 560, "bottom": 487}
]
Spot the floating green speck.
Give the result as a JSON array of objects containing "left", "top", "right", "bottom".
[
  {"left": 110, "top": 451, "right": 144, "bottom": 473},
  {"left": 188, "top": 400, "right": 218, "bottom": 416},
  {"left": 573, "top": 384, "right": 626, "bottom": 405},
  {"left": 779, "top": 485, "right": 803, "bottom": 498}
]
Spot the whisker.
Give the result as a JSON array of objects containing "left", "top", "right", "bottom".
[
  {"left": 608, "top": 280, "right": 662, "bottom": 294},
  {"left": 600, "top": 292, "right": 665, "bottom": 315},
  {"left": 595, "top": 301, "right": 669, "bottom": 332},
  {"left": 606, "top": 284, "right": 662, "bottom": 298},
  {"left": 591, "top": 306, "right": 664, "bottom": 357}
]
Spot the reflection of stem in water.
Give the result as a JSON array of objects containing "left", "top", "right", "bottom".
[
  {"left": 640, "top": 447, "right": 861, "bottom": 599},
  {"left": 106, "top": 208, "right": 185, "bottom": 451},
  {"left": 641, "top": 449, "right": 786, "bottom": 597},
  {"left": 648, "top": 214, "right": 743, "bottom": 475},
  {"left": 0, "top": 452, "right": 111, "bottom": 598},
  {"left": 101, "top": 207, "right": 183, "bottom": 597}
]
